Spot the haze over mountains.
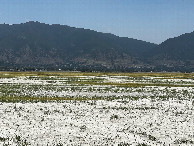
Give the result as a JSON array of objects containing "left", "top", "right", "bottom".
[{"left": 0, "top": 21, "right": 194, "bottom": 72}]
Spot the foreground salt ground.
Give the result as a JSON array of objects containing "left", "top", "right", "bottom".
[
  {"left": 0, "top": 99, "right": 193, "bottom": 145},
  {"left": 0, "top": 73, "right": 194, "bottom": 145}
]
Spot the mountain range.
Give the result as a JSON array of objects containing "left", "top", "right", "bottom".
[{"left": 0, "top": 21, "right": 194, "bottom": 72}]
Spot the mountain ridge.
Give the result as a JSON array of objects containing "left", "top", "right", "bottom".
[
  {"left": 1, "top": 21, "right": 158, "bottom": 44},
  {"left": 0, "top": 21, "right": 194, "bottom": 72}
]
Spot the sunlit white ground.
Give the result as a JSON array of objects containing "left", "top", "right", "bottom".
[
  {"left": 0, "top": 98, "right": 193, "bottom": 145},
  {"left": 0, "top": 75, "right": 193, "bottom": 145}
]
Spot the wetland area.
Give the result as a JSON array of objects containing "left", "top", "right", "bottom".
[{"left": 0, "top": 72, "right": 193, "bottom": 145}]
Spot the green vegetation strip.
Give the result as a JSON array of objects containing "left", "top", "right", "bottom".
[
  {"left": 1, "top": 71, "right": 194, "bottom": 78},
  {"left": 72, "top": 81, "right": 194, "bottom": 87},
  {"left": 0, "top": 96, "right": 108, "bottom": 103}
]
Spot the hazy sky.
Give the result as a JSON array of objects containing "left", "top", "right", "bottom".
[{"left": 1, "top": 0, "right": 194, "bottom": 44}]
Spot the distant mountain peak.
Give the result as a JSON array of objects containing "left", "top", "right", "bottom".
[{"left": 0, "top": 22, "right": 193, "bottom": 72}]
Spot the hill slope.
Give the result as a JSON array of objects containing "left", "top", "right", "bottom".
[
  {"left": 0, "top": 21, "right": 157, "bottom": 71},
  {"left": 1, "top": 21, "right": 194, "bottom": 72},
  {"left": 150, "top": 31, "right": 194, "bottom": 71}
]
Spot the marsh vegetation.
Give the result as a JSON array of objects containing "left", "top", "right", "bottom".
[{"left": 0, "top": 72, "right": 193, "bottom": 145}]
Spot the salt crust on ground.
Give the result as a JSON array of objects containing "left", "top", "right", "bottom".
[
  {"left": 0, "top": 75, "right": 193, "bottom": 145},
  {"left": 0, "top": 99, "right": 193, "bottom": 145}
]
